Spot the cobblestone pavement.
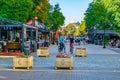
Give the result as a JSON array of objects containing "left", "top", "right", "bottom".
[
  {"left": 0, "top": 43, "right": 120, "bottom": 80},
  {"left": 0, "top": 70, "right": 120, "bottom": 80},
  {"left": 107, "top": 46, "right": 120, "bottom": 54}
]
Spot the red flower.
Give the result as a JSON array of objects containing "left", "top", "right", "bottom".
[
  {"left": 40, "top": 47, "right": 48, "bottom": 48},
  {"left": 56, "top": 53, "right": 71, "bottom": 58}
]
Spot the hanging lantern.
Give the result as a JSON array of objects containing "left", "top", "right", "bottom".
[{"left": 34, "top": 16, "right": 38, "bottom": 20}]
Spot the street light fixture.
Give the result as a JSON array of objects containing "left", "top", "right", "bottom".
[
  {"left": 93, "top": 24, "right": 98, "bottom": 44},
  {"left": 103, "top": 24, "right": 106, "bottom": 48},
  {"left": 34, "top": 16, "right": 38, "bottom": 26}
]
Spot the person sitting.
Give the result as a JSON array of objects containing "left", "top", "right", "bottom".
[
  {"left": 110, "top": 39, "right": 114, "bottom": 47},
  {"left": 116, "top": 40, "right": 120, "bottom": 48},
  {"left": 69, "top": 35, "right": 74, "bottom": 54},
  {"left": 3, "top": 39, "right": 7, "bottom": 52},
  {"left": 44, "top": 36, "right": 49, "bottom": 47},
  {"left": 38, "top": 37, "right": 42, "bottom": 48},
  {"left": 15, "top": 36, "right": 20, "bottom": 42}
]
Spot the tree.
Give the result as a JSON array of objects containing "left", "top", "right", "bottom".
[
  {"left": 45, "top": 4, "right": 54, "bottom": 30},
  {"left": 61, "top": 27, "right": 67, "bottom": 36},
  {"left": 51, "top": 4, "right": 65, "bottom": 30},
  {"left": 84, "top": 0, "right": 111, "bottom": 29},
  {"left": 45, "top": 4, "right": 65, "bottom": 30},
  {"left": 84, "top": 0, "right": 120, "bottom": 34},
  {"left": 0, "top": 0, "right": 34, "bottom": 22},
  {"left": 66, "top": 23, "right": 76, "bottom": 35},
  {"left": 78, "top": 21, "right": 87, "bottom": 36},
  {"left": 31, "top": 0, "right": 49, "bottom": 23},
  {"left": 107, "top": 0, "right": 120, "bottom": 33}
]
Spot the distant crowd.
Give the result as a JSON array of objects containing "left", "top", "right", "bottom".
[{"left": 109, "top": 38, "right": 120, "bottom": 48}]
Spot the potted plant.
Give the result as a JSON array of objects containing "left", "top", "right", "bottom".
[
  {"left": 13, "top": 52, "right": 33, "bottom": 70},
  {"left": 55, "top": 53, "right": 73, "bottom": 70},
  {"left": 37, "top": 47, "right": 49, "bottom": 57},
  {"left": 75, "top": 48, "right": 86, "bottom": 57}
]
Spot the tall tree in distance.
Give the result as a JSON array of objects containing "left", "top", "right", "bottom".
[
  {"left": 66, "top": 23, "right": 76, "bottom": 35},
  {"left": 46, "top": 3, "right": 65, "bottom": 30},
  {"left": 78, "top": 21, "right": 87, "bottom": 36},
  {"left": 45, "top": 4, "right": 54, "bottom": 30},
  {"left": 52, "top": 4, "right": 65, "bottom": 30},
  {"left": 31, "top": 0, "right": 49, "bottom": 23}
]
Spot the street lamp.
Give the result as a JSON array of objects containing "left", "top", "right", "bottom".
[
  {"left": 34, "top": 16, "right": 38, "bottom": 26},
  {"left": 91, "top": 27, "right": 94, "bottom": 44},
  {"left": 103, "top": 24, "right": 106, "bottom": 48},
  {"left": 93, "top": 24, "right": 98, "bottom": 44}
]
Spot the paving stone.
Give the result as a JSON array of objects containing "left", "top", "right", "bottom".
[{"left": 0, "top": 44, "right": 120, "bottom": 80}]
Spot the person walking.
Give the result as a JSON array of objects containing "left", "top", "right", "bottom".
[
  {"left": 58, "top": 35, "right": 66, "bottom": 53},
  {"left": 69, "top": 34, "right": 74, "bottom": 54}
]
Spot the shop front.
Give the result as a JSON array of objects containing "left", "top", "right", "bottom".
[{"left": 0, "top": 18, "right": 38, "bottom": 54}]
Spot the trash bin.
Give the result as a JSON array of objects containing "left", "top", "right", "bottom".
[
  {"left": 32, "top": 44, "right": 36, "bottom": 52},
  {"left": 24, "top": 41, "right": 30, "bottom": 55},
  {"left": 32, "top": 41, "right": 37, "bottom": 52}
]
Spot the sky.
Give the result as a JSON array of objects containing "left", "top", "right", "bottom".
[{"left": 49, "top": 0, "right": 93, "bottom": 25}]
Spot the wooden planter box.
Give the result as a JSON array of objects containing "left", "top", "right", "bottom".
[
  {"left": 13, "top": 56, "right": 33, "bottom": 70},
  {"left": 37, "top": 47, "right": 49, "bottom": 57},
  {"left": 55, "top": 56, "right": 73, "bottom": 70},
  {"left": 75, "top": 48, "right": 86, "bottom": 57}
]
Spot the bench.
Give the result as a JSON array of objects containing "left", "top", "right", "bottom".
[{"left": 7, "top": 42, "right": 21, "bottom": 52}]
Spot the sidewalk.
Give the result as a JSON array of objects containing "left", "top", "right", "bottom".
[
  {"left": 0, "top": 43, "right": 120, "bottom": 70},
  {"left": 0, "top": 44, "right": 120, "bottom": 80},
  {"left": 106, "top": 46, "right": 120, "bottom": 54}
]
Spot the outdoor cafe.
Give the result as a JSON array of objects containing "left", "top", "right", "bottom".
[{"left": 0, "top": 18, "right": 38, "bottom": 54}]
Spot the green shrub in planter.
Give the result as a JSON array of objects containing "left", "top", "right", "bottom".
[{"left": 102, "top": 40, "right": 109, "bottom": 45}]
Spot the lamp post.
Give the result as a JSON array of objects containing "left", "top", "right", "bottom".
[
  {"left": 92, "top": 27, "right": 94, "bottom": 44},
  {"left": 95, "top": 24, "right": 99, "bottom": 45},
  {"left": 93, "top": 25, "right": 97, "bottom": 44},
  {"left": 103, "top": 24, "right": 106, "bottom": 48},
  {"left": 34, "top": 16, "right": 38, "bottom": 26}
]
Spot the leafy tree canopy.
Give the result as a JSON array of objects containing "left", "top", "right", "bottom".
[
  {"left": 46, "top": 4, "right": 65, "bottom": 30},
  {"left": 66, "top": 23, "right": 76, "bottom": 35},
  {"left": 84, "top": 0, "right": 120, "bottom": 33},
  {"left": 0, "top": 0, "right": 34, "bottom": 22},
  {"left": 31, "top": 0, "right": 49, "bottom": 23}
]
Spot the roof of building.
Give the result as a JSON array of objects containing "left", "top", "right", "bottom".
[
  {"left": 0, "top": 18, "right": 38, "bottom": 29},
  {"left": 94, "top": 30, "right": 117, "bottom": 34}
]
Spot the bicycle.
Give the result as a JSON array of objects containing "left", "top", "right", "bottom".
[{"left": 58, "top": 42, "right": 65, "bottom": 53}]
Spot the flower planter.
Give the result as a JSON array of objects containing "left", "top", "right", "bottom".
[
  {"left": 75, "top": 48, "right": 86, "bottom": 57},
  {"left": 13, "top": 56, "right": 33, "bottom": 70},
  {"left": 37, "top": 47, "right": 49, "bottom": 57},
  {"left": 55, "top": 56, "right": 73, "bottom": 70}
]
